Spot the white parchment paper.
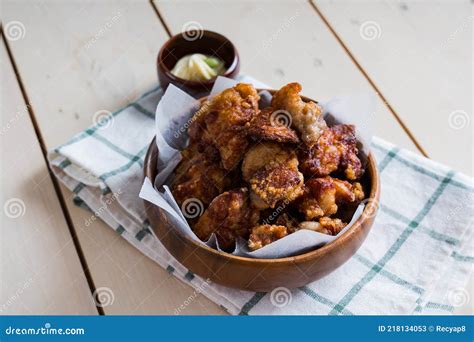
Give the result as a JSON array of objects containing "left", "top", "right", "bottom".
[{"left": 139, "top": 76, "right": 374, "bottom": 258}]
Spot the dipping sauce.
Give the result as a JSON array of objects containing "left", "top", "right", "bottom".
[{"left": 170, "top": 53, "right": 225, "bottom": 81}]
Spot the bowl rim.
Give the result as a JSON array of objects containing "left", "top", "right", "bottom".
[
  {"left": 157, "top": 30, "right": 240, "bottom": 87},
  {"left": 144, "top": 89, "right": 380, "bottom": 265}
]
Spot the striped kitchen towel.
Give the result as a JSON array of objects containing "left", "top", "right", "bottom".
[{"left": 48, "top": 77, "right": 473, "bottom": 315}]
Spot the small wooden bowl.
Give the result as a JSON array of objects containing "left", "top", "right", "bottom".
[
  {"left": 143, "top": 92, "right": 380, "bottom": 292},
  {"left": 157, "top": 30, "right": 240, "bottom": 98}
]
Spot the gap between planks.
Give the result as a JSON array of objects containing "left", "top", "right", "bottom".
[
  {"left": 150, "top": 0, "right": 428, "bottom": 158},
  {"left": 0, "top": 27, "right": 105, "bottom": 316},
  {"left": 0, "top": 0, "right": 430, "bottom": 314},
  {"left": 150, "top": 0, "right": 172, "bottom": 37},
  {"left": 309, "top": 1, "right": 429, "bottom": 157}
]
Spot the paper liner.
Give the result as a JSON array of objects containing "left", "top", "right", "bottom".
[{"left": 139, "top": 76, "right": 374, "bottom": 258}]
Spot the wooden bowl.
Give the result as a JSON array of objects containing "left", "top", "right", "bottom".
[
  {"left": 143, "top": 91, "right": 380, "bottom": 292},
  {"left": 157, "top": 30, "right": 240, "bottom": 98}
]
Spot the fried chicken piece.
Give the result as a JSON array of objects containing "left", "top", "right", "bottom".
[
  {"left": 193, "top": 188, "right": 259, "bottom": 251},
  {"left": 250, "top": 166, "right": 305, "bottom": 209},
  {"left": 188, "top": 83, "right": 260, "bottom": 170},
  {"left": 172, "top": 144, "right": 229, "bottom": 207},
  {"left": 298, "top": 177, "right": 337, "bottom": 220},
  {"left": 334, "top": 178, "right": 365, "bottom": 203},
  {"left": 275, "top": 212, "right": 300, "bottom": 233},
  {"left": 248, "top": 224, "right": 288, "bottom": 251},
  {"left": 298, "top": 217, "right": 347, "bottom": 235},
  {"left": 271, "top": 82, "right": 327, "bottom": 146},
  {"left": 242, "top": 143, "right": 304, "bottom": 209},
  {"left": 242, "top": 142, "right": 293, "bottom": 180},
  {"left": 297, "top": 177, "right": 365, "bottom": 220},
  {"left": 245, "top": 107, "right": 300, "bottom": 144},
  {"left": 299, "top": 124, "right": 363, "bottom": 180}
]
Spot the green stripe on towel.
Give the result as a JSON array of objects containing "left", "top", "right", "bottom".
[
  {"left": 329, "top": 171, "right": 454, "bottom": 315},
  {"left": 239, "top": 293, "right": 266, "bottom": 315},
  {"left": 299, "top": 286, "right": 354, "bottom": 315}
]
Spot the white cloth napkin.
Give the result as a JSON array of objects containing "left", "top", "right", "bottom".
[{"left": 48, "top": 76, "right": 473, "bottom": 315}]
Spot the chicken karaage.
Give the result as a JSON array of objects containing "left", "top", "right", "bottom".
[
  {"left": 271, "top": 82, "right": 327, "bottom": 146},
  {"left": 299, "top": 124, "right": 363, "bottom": 180},
  {"left": 171, "top": 82, "right": 367, "bottom": 253},
  {"left": 245, "top": 107, "right": 300, "bottom": 144},
  {"left": 248, "top": 224, "right": 288, "bottom": 251},
  {"left": 188, "top": 83, "right": 260, "bottom": 170},
  {"left": 193, "top": 188, "right": 259, "bottom": 251},
  {"left": 298, "top": 217, "right": 347, "bottom": 235},
  {"left": 172, "top": 143, "right": 230, "bottom": 208},
  {"left": 297, "top": 176, "right": 364, "bottom": 221},
  {"left": 242, "top": 142, "right": 304, "bottom": 209}
]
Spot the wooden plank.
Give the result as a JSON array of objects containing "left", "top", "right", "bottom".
[
  {"left": 315, "top": 0, "right": 472, "bottom": 175},
  {"left": 312, "top": 1, "right": 473, "bottom": 314},
  {"left": 2, "top": 1, "right": 222, "bottom": 314},
  {"left": 0, "top": 40, "right": 97, "bottom": 315},
  {"left": 155, "top": 0, "right": 421, "bottom": 154},
  {"left": 157, "top": 0, "right": 472, "bottom": 315}
]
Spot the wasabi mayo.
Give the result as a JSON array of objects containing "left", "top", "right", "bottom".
[{"left": 171, "top": 54, "right": 225, "bottom": 81}]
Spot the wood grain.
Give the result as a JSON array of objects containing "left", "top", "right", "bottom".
[
  {"left": 0, "top": 40, "right": 97, "bottom": 315},
  {"left": 315, "top": 0, "right": 472, "bottom": 175},
  {"left": 155, "top": 0, "right": 421, "bottom": 155},
  {"left": 2, "top": 0, "right": 222, "bottom": 314},
  {"left": 2, "top": 0, "right": 470, "bottom": 315}
]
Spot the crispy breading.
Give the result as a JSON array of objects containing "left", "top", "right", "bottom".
[
  {"left": 299, "top": 124, "right": 363, "bottom": 180},
  {"left": 334, "top": 178, "right": 365, "bottom": 203},
  {"left": 245, "top": 107, "right": 300, "bottom": 144},
  {"left": 241, "top": 142, "right": 294, "bottom": 181},
  {"left": 172, "top": 143, "right": 230, "bottom": 207},
  {"left": 297, "top": 177, "right": 364, "bottom": 220},
  {"left": 298, "top": 217, "right": 347, "bottom": 235},
  {"left": 248, "top": 224, "right": 288, "bottom": 251},
  {"left": 172, "top": 83, "right": 368, "bottom": 252},
  {"left": 271, "top": 82, "right": 327, "bottom": 146},
  {"left": 188, "top": 83, "right": 260, "bottom": 170},
  {"left": 298, "top": 177, "right": 337, "bottom": 220},
  {"left": 242, "top": 142, "right": 304, "bottom": 209},
  {"left": 275, "top": 212, "right": 300, "bottom": 233},
  {"left": 193, "top": 188, "right": 259, "bottom": 251},
  {"left": 250, "top": 165, "right": 304, "bottom": 209}
]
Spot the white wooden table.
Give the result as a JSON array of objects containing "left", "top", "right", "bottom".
[{"left": 1, "top": 0, "right": 472, "bottom": 315}]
